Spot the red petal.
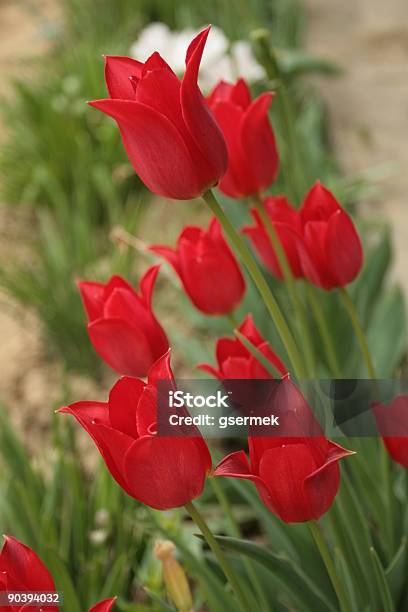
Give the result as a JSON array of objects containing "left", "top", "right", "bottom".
[
  {"left": 241, "top": 92, "right": 279, "bottom": 192},
  {"left": 0, "top": 536, "right": 55, "bottom": 592},
  {"left": 196, "top": 363, "right": 222, "bottom": 378},
  {"left": 214, "top": 450, "right": 272, "bottom": 509},
  {"left": 136, "top": 386, "right": 157, "bottom": 437},
  {"left": 60, "top": 402, "right": 136, "bottom": 494},
  {"left": 211, "top": 100, "right": 252, "bottom": 197},
  {"left": 89, "top": 99, "right": 201, "bottom": 199},
  {"left": 139, "top": 264, "right": 161, "bottom": 308},
  {"left": 88, "top": 318, "right": 154, "bottom": 377},
  {"left": 109, "top": 376, "right": 145, "bottom": 438},
  {"left": 89, "top": 597, "right": 117, "bottom": 612},
  {"left": 123, "top": 437, "right": 210, "bottom": 509},
  {"left": 78, "top": 281, "right": 105, "bottom": 321},
  {"left": 301, "top": 221, "right": 334, "bottom": 289},
  {"left": 150, "top": 245, "right": 181, "bottom": 274},
  {"left": 238, "top": 314, "right": 264, "bottom": 347},
  {"left": 301, "top": 181, "right": 340, "bottom": 223},
  {"left": 181, "top": 27, "right": 228, "bottom": 182},
  {"left": 104, "top": 56, "right": 143, "bottom": 99},
  {"left": 231, "top": 79, "right": 252, "bottom": 109},
  {"left": 147, "top": 349, "right": 175, "bottom": 386},
  {"left": 259, "top": 444, "right": 318, "bottom": 522},
  {"left": 178, "top": 231, "right": 245, "bottom": 315},
  {"left": 325, "top": 210, "right": 363, "bottom": 287}
]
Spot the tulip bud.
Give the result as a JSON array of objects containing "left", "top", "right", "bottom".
[{"left": 154, "top": 540, "right": 193, "bottom": 612}]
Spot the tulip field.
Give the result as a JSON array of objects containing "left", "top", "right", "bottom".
[{"left": 0, "top": 1, "right": 407, "bottom": 611}]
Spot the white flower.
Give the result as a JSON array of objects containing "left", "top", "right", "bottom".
[{"left": 129, "top": 22, "right": 265, "bottom": 93}]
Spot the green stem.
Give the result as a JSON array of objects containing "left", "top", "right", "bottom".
[
  {"left": 308, "top": 521, "right": 351, "bottom": 612},
  {"left": 339, "top": 287, "right": 377, "bottom": 378},
  {"left": 306, "top": 284, "right": 342, "bottom": 377},
  {"left": 185, "top": 501, "right": 251, "bottom": 612},
  {"left": 251, "top": 29, "right": 307, "bottom": 204},
  {"left": 203, "top": 190, "right": 305, "bottom": 379},
  {"left": 253, "top": 195, "right": 315, "bottom": 377},
  {"left": 226, "top": 312, "right": 239, "bottom": 328},
  {"left": 210, "top": 479, "right": 270, "bottom": 611}
]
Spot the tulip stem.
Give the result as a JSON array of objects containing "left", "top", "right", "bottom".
[
  {"left": 210, "top": 478, "right": 270, "bottom": 610},
  {"left": 339, "top": 287, "right": 377, "bottom": 378},
  {"left": 306, "top": 284, "right": 342, "bottom": 377},
  {"left": 185, "top": 500, "right": 251, "bottom": 612},
  {"left": 253, "top": 194, "right": 316, "bottom": 377},
  {"left": 308, "top": 521, "right": 351, "bottom": 612},
  {"left": 203, "top": 190, "right": 305, "bottom": 379}
]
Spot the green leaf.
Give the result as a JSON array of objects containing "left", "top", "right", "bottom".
[
  {"left": 41, "top": 548, "right": 82, "bottom": 612},
  {"left": 367, "top": 288, "right": 407, "bottom": 376},
  {"left": 385, "top": 537, "right": 407, "bottom": 601},
  {"left": 206, "top": 535, "right": 337, "bottom": 612},
  {"left": 369, "top": 547, "right": 395, "bottom": 612}
]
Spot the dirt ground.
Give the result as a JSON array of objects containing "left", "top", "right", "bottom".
[{"left": 0, "top": 0, "right": 408, "bottom": 434}]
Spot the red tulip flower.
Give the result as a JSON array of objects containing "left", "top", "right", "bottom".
[
  {"left": 373, "top": 396, "right": 408, "bottom": 469},
  {"left": 59, "top": 351, "right": 212, "bottom": 510},
  {"left": 0, "top": 536, "right": 57, "bottom": 612},
  {"left": 243, "top": 196, "right": 303, "bottom": 279},
  {"left": 89, "top": 27, "right": 227, "bottom": 200},
  {"left": 214, "top": 380, "right": 353, "bottom": 523},
  {"left": 150, "top": 218, "right": 245, "bottom": 315},
  {"left": 79, "top": 265, "right": 168, "bottom": 378},
  {"left": 89, "top": 598, "right": 117, "bottom": 612},
  {"left": 207, "top": 78, "right": 279, "bottom": 198},
  {"left": 199, "top": 314, "right": 286, "bottom": 379},
  {"left": 0, "top": 536, "right": 115, "bottom": 611},
  {"left": 298, "top": 182, "right": 363, "bottom": 290}
]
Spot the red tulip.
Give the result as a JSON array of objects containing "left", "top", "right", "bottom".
[
  {"left": 89, "top": 598, "right": 117, "bottom": 612},
  {"left": 207, "top": 78, "right": 279, "bottom": 198},
  {"left": 0, "top": 536, "right": 116, "bottom": 611},
  {"left": 214, "top": 380, "right": 353, "bottom": 523},
  {"left": 89, "top": 27, "right": 227, "bottom": 200},
  {"left": 79, "top": 265, "right": 168, "bottom": 378},
  {"left": 298, "top": 181, "right": 363, "bottom": 290},
  {"left": 150, "top": 218, "right": 245, "bottom": 315},
  {"left": 59, "top": 351, "right": 212, "bottom": 510},
  {"left": 0, "top": 536, "right": 57, "bottom": 611},
  {"left": 199, "top": 314, "right": 286, "bottom": 379},
  {"left": 243, "top": 196, "right": 303, "bottom": 279},
  {"left": 373, "top": 396, "right": 408, "bottom": 469}
]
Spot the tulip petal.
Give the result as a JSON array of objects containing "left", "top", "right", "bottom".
[
  {"left": 259, "top": 444, "right": 318, "bottom": 522},
  {"left": 78, "top": 281, "right": 105, "bottom": 321},
  {"left": 196, "top": 363, "right": 222, "bottom": 378},
  {"left": 60, "top": 402, "right": 135, "bottom": 494},
  {"left": 0, "top": 536, "right": 55, "bottom": 592},
  {"left": 301, "top": 181, "right": 339, "bottom": 223},
  {"left": 211, "top": 100, "right": 252, "bottom": 197},
  {"left": 181, "top": 27, "right": 228, "bottom": 181},
  {"left": 325, "top": 210, "right": 363, "bottom": 287},
  {"left": 300, "top": 221, "right": 334, "bottom": 289},
  {"left": 139, "top": 264, "right": 161, "bottom": 308},
  {"left": 88, "top": 99, "right": 202, "bottom": 199},
  {"left": 149, "top": 245, "right": 181, "bottom": 274},
  {"left": 214, "top": 451, "right": 273, "bottom": 508},
  {"left": 109, "top": 376, "right": 145, "bottom": 438},
  {"left": 304, "top": 441, "right": 353, "bottom": 520},
  {"left": 136, "top": 386, "right": 157, "bottom": 437},
  {"left": 104, "top": 56, "right": 143, "bottom": 99},
  {"left": 241, "top": 92, "right": 279, "bottom": 191},
  {"left": 124, "top": 437, "right": 210, "bottom": 509},
  {"left": 88, "top": 318, "right": 154, "bottom": 377},
  {"left": 147, "top": 350, "right": 175, "bottom": 386},
  {"left": 89, "top": 597, "right": 117, "bottom": 612}
]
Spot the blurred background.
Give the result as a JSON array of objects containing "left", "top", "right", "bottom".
[{"left": 0, "top": 1, "right": 407, "bottom": 607}]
